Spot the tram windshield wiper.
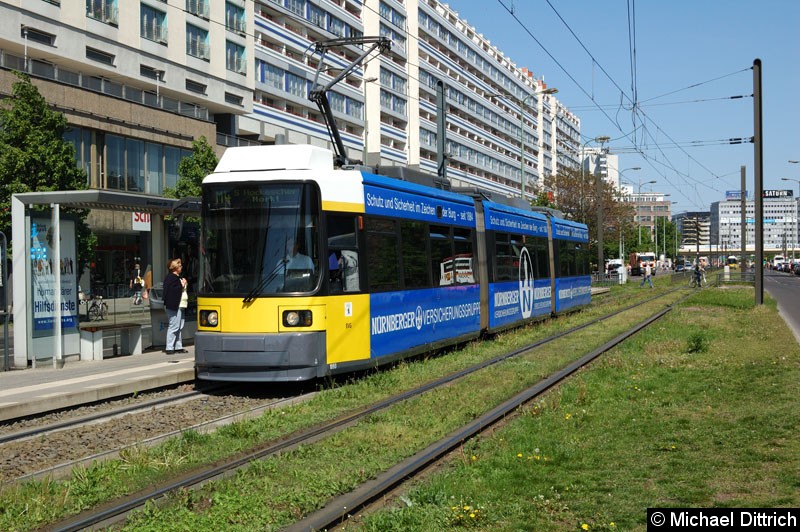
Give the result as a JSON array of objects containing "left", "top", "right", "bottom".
[
  {"left": 243, "top": 199, "right": 278, "bottom": 303},
  {"left": 242, "top": 258, "right": 286, "bottom": 303}
]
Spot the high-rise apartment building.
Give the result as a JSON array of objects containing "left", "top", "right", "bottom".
[
  {"left": 674, "top": 212, "right": 711, "bottom": 254},
  {"left": 2, "top": 0, "right": 581, "bottom": 293}
]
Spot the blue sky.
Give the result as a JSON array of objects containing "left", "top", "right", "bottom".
[{"left": 448, "top": 0, "right": 800, "bottom": 213}]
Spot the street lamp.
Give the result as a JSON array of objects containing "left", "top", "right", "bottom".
[
  {"left": 491, "top": 87, "right": 558, "bottom": 200},
  {"left": 620, "top": 167, "right": 642, "bottom": 183},
  {"left": 781, "top": 177, "right": 800, "bottom": 198},
  {"left": 637, "top": 179, "right": 657, "bottom": 247}
]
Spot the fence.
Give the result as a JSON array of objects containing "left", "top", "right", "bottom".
[{"left": 591, "top": 272, "right": 621, "bottom": 287}]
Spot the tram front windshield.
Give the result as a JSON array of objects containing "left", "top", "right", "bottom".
[{"left": 200, "top": 183, "right": 320, "bottom": 296}]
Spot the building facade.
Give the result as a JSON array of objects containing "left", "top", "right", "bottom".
[
  {"left": 582, "top": 147, "right": 618, "bottom": 190},
  {"left": 2, "top": 0, "right": 582, "bottom": 294},
  {"left": 674, "top": 211, "right": 711, "bottom": 254},
  {"left": 710, "top": 191, "right": 799, "bottom": 257}
]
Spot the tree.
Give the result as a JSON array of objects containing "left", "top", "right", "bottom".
[
  {"left": 0, "top": 72, "right": 94, "bottom": 269},
  {"left": 543, "top": 168, "right": 636, "bottom": 264},
  {"left": 164, "top": 136, "right": 218, "bottom": 200}
]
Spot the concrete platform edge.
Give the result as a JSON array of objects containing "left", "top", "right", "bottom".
[{"left": 0, "top": 368, "right": 195, "bottom": 422}]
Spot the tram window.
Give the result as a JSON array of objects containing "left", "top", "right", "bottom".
[
  {"left": 575, "top": 244, "right": 589, "bottom": 275},
  {"left": 366, "top": 217, "right": 399, "bottom": 291},
  {"left": 525, "top": 237, "right": 549, "bottom": 278},
  {"left": 453, "top": 228, "right": 475, "bottom": 284},
  {"left": 557, "top": 240, "right": 584, "bottom": 277},
  {"left": 327, "top": 214, "right": 361, "bottom": 293},
  {"left": 400, "top": 220, "right": 429, "bottom": 288},
  {"left": 494, "top": 232, "right": 517, "bottom": 282},
  {"left": 430, "top": 224, "right": 453, "bottom": 286}
]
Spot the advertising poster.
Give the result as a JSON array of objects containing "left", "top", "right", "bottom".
[{"left": 30, "top": 217, "right": 79, "bottom": 337}]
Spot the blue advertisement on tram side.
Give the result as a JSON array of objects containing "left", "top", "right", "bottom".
[
  {"left": 554, "top": 276, "right": 592, "bottom": 313},
  {"left": 488, "top": 278, "right": 552, "bottom": 329},
  {"left": 553, "top": 221, "right": 589, "bottom": 242},
  {"left": 369, "top": 285, "right": 481, "bottom": 358},
  {"left": 362, "top": 182, "right": 476, "bottom": 228},
  {"left": 483, "top": 202, "right": 549, "bottom": 237}
]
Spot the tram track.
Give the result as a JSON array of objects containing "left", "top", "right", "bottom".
[
  {"left": 0, "top": 388, "right": 208, "bottom": 446},
  {"left": 43, "top": 288, "right": 688, "bottom": 532},
  {"left": 0, "top": 385, "right": 314, "bottom": 483}
]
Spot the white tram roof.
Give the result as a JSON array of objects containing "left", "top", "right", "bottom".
[
  {"left": 214, "top": 145, "right": 335, "bottom": 173},
  {"left": 206, "top": 145, "right": 366, "bottom": 211}
]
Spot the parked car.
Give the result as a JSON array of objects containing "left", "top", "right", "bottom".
[{"left": 675, "top": 260, "right": 691, "bottom": 273}]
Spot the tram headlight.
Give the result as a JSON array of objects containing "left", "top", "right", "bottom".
[
  {"left": 200, "top": 310, "right": 218, "bottom": 327},
  {"left": 283, "top": 310, "right": 313, "bottom": 327}
]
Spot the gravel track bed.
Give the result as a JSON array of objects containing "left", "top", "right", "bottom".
[{"left": 0, "top": 385, "right": 279, "bottom": 482}]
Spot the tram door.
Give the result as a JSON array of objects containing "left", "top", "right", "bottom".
[{"left": 325, "top": 215, "right": 369, "bottom": 364}]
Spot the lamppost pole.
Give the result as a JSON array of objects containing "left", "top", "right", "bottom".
[
  {"left": 362, "top": 77, "right": 378, "bottom": 164},
  {"left": 618, "top": 167, "right": 640, "bottom": 260},
  {"left": 659, "top": 194, "right": 671, "bottom": 260},
  {"left": 594, "top": 136, "right": 610, "bottom": 272},
  {"left": 637, "top": 179, "right": 657, "bottom": 247},
  {"left": 492, "top": 88, "right": 557, "bottom": 201}
]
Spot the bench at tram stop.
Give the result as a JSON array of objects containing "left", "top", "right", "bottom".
[{"left": 79, "top": 322, "right": 142, "bottom": 361}]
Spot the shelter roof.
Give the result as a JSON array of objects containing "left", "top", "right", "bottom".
[{"left": 12, "top": 190, "right": 200, "bottom": 215}]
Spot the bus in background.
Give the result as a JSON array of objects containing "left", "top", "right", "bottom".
[
  {"left": 726, "top": 256, "right": 739, "bottom": 269},
  {"left": 637, "top": 252, "right": 657, "bottom": 275},
  {"left": 773, "top": 255, "right": 785, "bottom": 269}
]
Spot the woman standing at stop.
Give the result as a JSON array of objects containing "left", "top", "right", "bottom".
[{"left": 163, "top": 258, "right": 188, "bottom": 354}]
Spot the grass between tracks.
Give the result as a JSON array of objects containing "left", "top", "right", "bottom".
[{"left": 1, "top": 279, "right": 797, "bottom": 531}]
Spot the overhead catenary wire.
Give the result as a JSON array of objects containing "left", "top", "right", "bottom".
[
  {"left": 511, "top": 0, "right": 753, "bottom": 209},
  {"left": 152, "top": 0, "right": 751, "bottom": 210}
]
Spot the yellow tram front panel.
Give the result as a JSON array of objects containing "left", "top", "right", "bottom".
[
  {"left": 197, "top": 296, "right": 324, "bottom": 333},
  {"left": 324, "top": 294, "right": 370, "bottom": 364},
  {"left": 196, "top": 294, "right": 371, "bottom": 365}
]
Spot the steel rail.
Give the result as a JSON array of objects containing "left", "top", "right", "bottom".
[
  {"left": 0, "top": 384, "right": 231, "bottom": 445},
  {"left": 287, "top": 303, "right": 682, "bottom": 531},
  {"left": 46, "top": 290, "right": 685, "bottom": 532}
]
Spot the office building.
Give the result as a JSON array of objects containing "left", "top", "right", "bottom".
[{"left": 711, "top": 190, "right": 799, "bottom": 257}]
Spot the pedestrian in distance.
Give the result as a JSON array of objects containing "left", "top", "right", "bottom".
[
  {"left": 163, "top": 258, "right": 189, "bottom": 355},
  {"left": 129, "top": 262, "right": 144, "bottom": 305},
  {"left": 640, "top": 263, "right": 654, "bottom": 288}
]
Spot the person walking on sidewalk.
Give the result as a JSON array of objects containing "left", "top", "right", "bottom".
[
  {"left": 640, "top": 263, "right": 654, "bottom": 288},
  {"left": 163, "top": 258, "right": 188, "bottom": 355}
]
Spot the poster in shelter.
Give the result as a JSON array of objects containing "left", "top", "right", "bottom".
[{"left": 30, "top": 217, "right": 79, "bottom": 336}]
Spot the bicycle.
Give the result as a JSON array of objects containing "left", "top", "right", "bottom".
[
  {"left": 87, "top": 295, "right": 109, "bottom": 321},
  {"left": 689, "top": 271, "right": 707, "bottom": 289}
]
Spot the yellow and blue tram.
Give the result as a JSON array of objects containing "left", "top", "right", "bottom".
[{"left": 194, "top": 145, "right": 590, "bottom": 382}]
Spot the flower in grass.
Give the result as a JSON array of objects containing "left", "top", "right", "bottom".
[
  {"left": 581, "top": 524, "right": 590, "bottom": 531},
  {"left": 610, "top": 522, "right": 617, "bottom": 528},
  {"left": 517, "top": 453, "right": 523, "bottom": 458},
  {"left": 471, "top": 455, "right": 477, "bottom": 461},
  {"left": 565, "top": 413, "right": 572, "bottom": 420}
]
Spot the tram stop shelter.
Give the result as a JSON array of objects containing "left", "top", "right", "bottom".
[{"left": 11, "top": 190, "right": 200, "bottom": 369}]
